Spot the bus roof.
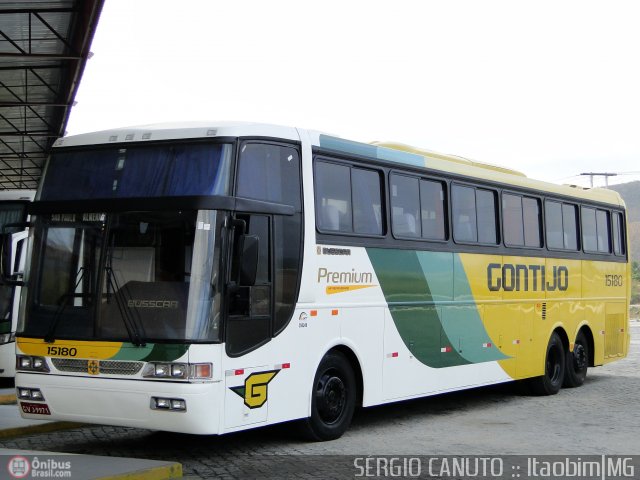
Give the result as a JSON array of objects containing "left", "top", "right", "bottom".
[{"left": 53, "top": 122, "right": 624, "bottom": 208}]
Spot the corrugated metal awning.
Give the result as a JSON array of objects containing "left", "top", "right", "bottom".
[{"left": 0, "top": 0, "right": 103, "bottom": 189}]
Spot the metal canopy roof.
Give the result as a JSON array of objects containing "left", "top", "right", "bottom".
[{"left": 0, "top": 0, "right": 103, "bottom": 190}]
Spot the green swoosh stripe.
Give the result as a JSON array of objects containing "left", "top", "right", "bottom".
[{"left": 367, "top": 248, "right": 508, "bottom": 368}]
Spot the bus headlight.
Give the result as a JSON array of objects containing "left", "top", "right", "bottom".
[
  {"left": 17, "top": 387, "right": 45, "bottom": 401},
  {"left": 142, "top": 362, "right": 212, "bottom": 380},
  {"left": 16, "top": 355, "right": 50, "bottom": 373}
]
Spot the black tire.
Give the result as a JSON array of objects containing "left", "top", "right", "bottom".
[
  {"left": 528, "top": 332, "right": 566, "bottom": 396},
  {"left": 563, "top": 331, "right": 589, "bottom": 388},
  {"left": 298, "top": 351, "right": 356, "bottom": 441}
]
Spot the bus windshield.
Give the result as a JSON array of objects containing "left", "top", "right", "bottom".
[{"left": 20, "top": 210, "right": 222, "bottom": 343}]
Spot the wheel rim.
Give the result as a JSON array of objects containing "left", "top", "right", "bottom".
[
  {"left": 572, "top": 343, "right": 587, "bottom": 372},
  {"left": 315, "top": 370, "right": 346, "bottom": 425},
  {"left": 547, "top": 344, "right": 562, "bottom": 384}
]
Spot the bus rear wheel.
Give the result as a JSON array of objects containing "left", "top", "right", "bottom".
[
  {"left": 299, "top": 351, "right": 356, "bottom": 441},
  {"left": 529, "top": 332, "right": 565, "bottom": 396},
  {"left": 563, "top": 331, "right": 589, "bottom": 388}
]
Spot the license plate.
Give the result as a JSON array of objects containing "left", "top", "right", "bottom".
[{"left": 20, "top": 402, "right": 51, "bottom": 415}]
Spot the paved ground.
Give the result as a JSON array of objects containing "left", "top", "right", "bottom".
[{"left": 0, "top": 322, "right": 638, "bottom": 478}]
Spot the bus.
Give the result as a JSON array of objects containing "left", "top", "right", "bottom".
[
  {"left": 10, "top": 123, "right": 629, "bottom": 440},
  {"left": 0, "top": 190, "right": 35, "bottom": 378}
]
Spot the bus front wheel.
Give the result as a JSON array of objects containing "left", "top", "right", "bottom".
[
  {"left": 563, "top": 330, "right": 589, "bottom": 388},
  {"left": 529, "top": 332, "right": 565, "bottom": 396},
  {"left": 300, "top": 351, "right": 356, "bottom": 441}
]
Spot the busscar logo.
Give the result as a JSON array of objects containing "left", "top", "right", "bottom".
[
  {"left": 127, "top": 299, "right": 179, "bottom": 309},
  {"left": 230, "top": 370, "right": 279, "bottom": 409}
]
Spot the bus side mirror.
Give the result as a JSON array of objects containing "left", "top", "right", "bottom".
[{"left": 238, "top": 234, "right": 259, "bottom": 286}]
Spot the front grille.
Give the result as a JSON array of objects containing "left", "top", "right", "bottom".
[{"left": 51, "top": 358, "right": 144, "bottom": 375}]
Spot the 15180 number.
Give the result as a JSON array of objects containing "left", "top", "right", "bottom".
[
  {"left": 46, "top": 346, "right": 77, "bottom": 357},
  {"left": 605, "top": 274, "right": 623, "bottom": 287}
]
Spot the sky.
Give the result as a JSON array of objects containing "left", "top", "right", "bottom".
[{"left": 66, "top": 0, "right": 640, "bottom": 187}]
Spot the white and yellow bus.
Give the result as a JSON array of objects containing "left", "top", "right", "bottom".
[
  {"left": 10, "top": 123, "right": 629, "bottom": 440},
  {"left": 0, "top": 189, "right": 35, "bottom": 377}
]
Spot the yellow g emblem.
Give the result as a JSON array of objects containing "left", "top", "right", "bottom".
[
  {"left": 87, "top": 360, "right": 100, "bottom": 375},
  {"left": 230, "top": 370, "right": 279, "bottom": 409}
]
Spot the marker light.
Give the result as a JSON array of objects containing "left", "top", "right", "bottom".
[{"left": 16, "top": 355, "right": 50, "bottom": 373}]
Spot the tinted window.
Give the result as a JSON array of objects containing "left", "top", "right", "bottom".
[
  {"left": 612, "top": 212, "right": 625, "bottom": 255},
  {"left": 562, "top": 203, "right": 578, "bottom": 250},
  {"left": 273, "top": 214, "right": 302, "bottom": 334},
  {"left": 546, "top": 201, "right": 578, "bottom": 250},
  {"left": 237, "top": 143, "right": 301, "bottom": 209},
  {"left": 581, "top": 207, "right": 598, "bottom": 252},
  {"left": 391, "top": 174, "right": 420, "bottom": 238},
  {"left": 522, "top": 197, "right": 542, "bottom": 247},
  {"left": 315, "top": 162, "right": 352, "bottom": 232},
  {"left": 477, "top": 189, "right": 498, "bottom": 244},
  {"left": 420, "top": 180, "right": 446, "bottom": 240},
  {"left": 42, "top": 144, "right": 233, "bottom": 200},
  {"left": 545, "top": 201, "right": 564, "bottom": 249},
  {"left": 596, "top": 209, "right": 610, "bottom": 253},
  {"left": 452, "top": 185, "right": 477, "bottom": 242},
  {"left": 503, "top": 193, "right": 524, "bottom": 246},
  {"left": 352, "top": 168, "right": 383, "bottom": 235}
]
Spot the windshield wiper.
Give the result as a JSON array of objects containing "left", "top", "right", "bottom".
[
  {"left": 104, "top": 266, "right": 147, "bottom": 347},
  {"left": 44, "top": 267, "right": 86, "bottom": 343}
]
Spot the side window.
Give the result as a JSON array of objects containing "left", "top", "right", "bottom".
[
  {"left": 314, "top": 159, "right": 383, "bottom": 236},
  {"left": 581, "top": 207, "right": 597, "bottom": 252},
  {"left": 562, "top": 203, "right": 578, "bottom": 250},
  {"left": 237, "top": 143, "right": 301, "bottom": 209},
  {"left": 595, "top": 209, "right": 610, "bottom": 253},
  {"left": 391, "top": 174, "right": 420, "bottom": 238},
  {"left": 545, "top": 201, "right": 563, "bottom": 249},
  {"left": 315, "top": 161, "right": 352, "bottom": 232},
  {"left": 476, "top": 189, "right": 497, "bottom": 244},
  {"left": 546, "top": 201, "right": 578, "bottom": 251},
  {"left": 522, "top": 196, "right": 542, "bottom": 247},
  {"left": 452, "top": 185, "right": 477, "bottom": 242},
  {"left": 612, "top": 212, "right": 625, "bottom": 256},
  {"left": 352, "top": 168, "right": 383, "bottom": 235},
  {"left": 504, "top": 193, "right": 541, "bottom": 248},
  {"left": 420, "top": 179, "right": 446, "bottom": 240},
  {"left": 503, "top": 193, "right": 524, "bottom": 246}
]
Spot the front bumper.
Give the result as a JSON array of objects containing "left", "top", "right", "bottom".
[{"left": 15, "top": 372, "right": 222, "bottom": 434}]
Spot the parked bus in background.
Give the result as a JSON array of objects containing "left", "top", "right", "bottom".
[
  {"left": 0, "top": 189, "right": 35, "bottom": 378},
  {"left": 9, "top": 123, "right": 629, "bottom": 440}
]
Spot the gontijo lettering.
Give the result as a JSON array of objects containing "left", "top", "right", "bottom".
[{"left": 487, "top": 263, "right": 569, "bottom": 292}]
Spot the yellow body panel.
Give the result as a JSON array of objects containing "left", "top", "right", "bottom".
[
  {"left": 17, "top": 337, "right": 124, "bottom": 359},
  {"left": 458, "top": 253, "right": 629, "bottom": 381}
]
